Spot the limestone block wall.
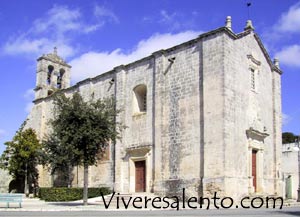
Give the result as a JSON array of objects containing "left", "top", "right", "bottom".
[
  {"left": 222, "top": 32, "right": 248, "bottom": 199},
  {"left": 201, "top": 32, "right": 227, "bottom": 197},
  {"left": 154, "top": 41, "right": 201, "bottom": 197},
  {"left": 114, "top": 58, "right": 154, "bottom": 193},
  {"left": 122, "top": 59, "right": 154, "bottom": 148},
  {"left": 222, "top": 31, "right": 282, "bottom": 199},
  {"left": 26, "top": 102, "right": 44, "bottom": 140}
]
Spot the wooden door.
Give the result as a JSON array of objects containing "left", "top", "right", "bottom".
[
  {"left": 135, "top": 161, "right": 146, "bottom": 192},
  {"left": 252, "top": 150, "right": 257, "bottom": 192}
]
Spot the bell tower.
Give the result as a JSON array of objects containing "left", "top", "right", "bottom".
[{"left": 35, "top": 47, "right": 71, "bottom": 99}]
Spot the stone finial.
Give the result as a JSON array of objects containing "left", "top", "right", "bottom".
[
  {"left": 244, "top": 20, "right": 254, "bottom": 31},
  {"left": 53, "top": 47, "right": 58, "bottom": 55},
  {"left": 225, "top": 16, "right": 232, "bottom": 31},
  {"left": 273, "top": 58, "right": 280, "bottom": 69}
]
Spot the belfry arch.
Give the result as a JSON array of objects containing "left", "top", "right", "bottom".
[{"left": 34, "top": 48, "right": 71, "bottom": 99}]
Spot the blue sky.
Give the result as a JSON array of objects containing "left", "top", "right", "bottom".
[{"left": 0, "top": 0, "right": 299, "bottom": 153}]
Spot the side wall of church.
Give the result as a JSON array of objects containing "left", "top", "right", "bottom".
[
  {"left": 114, "top": 58, "right": 155, "bottom": 193},
  {"left": 71, "top": 72, "right": 116, "bottom": 189}
]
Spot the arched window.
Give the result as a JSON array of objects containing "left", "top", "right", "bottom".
[
  {"left": 47, "top": 65, "right": 54, "bottom": 85},
  {"left": 133, "top": 84, "right": 147, "bottom": 113},
  {"left": 57, "top": 69, "right": 65, "bottom": 89}
]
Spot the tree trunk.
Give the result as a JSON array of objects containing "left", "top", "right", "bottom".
[
  {"left": 68, "top": 164, "right": 72, "bottom": 188},
  {"left": 83, "top": 163, "right": 89, "bottom": 206},
  {"left": 24, "top": 163, "right": 29, "bottom": 197}
]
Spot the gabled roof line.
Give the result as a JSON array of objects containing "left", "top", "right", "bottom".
[
  {"left": 33, "top": 26, "right": 281, "bottom": 104},
  {"left": 253, "top": 33, "right": 282, "bottom": 75}
]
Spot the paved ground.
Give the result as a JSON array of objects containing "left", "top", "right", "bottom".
[{"left": 0, "top": 197, "right": 300, "bottom": 216}]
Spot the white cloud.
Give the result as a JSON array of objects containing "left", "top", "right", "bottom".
[
  {"left": 142, "top": 16, "right": 153, "bottom": 23},
  {"left": 275, "top": 45, "right": 300, "bottom": 67},
  {"left": 94, "top": 5, "right": 119, "bottom": 23},
  {"left": 83, "top": 24, "right": 103, "bottom": 34},
  {"left": 2, "top": 4, "right": 118, "bottom": 58},
  {"left": 70, "top": 31, "right": 201, "bottom": 82},
  {"left": 4, "top": 37, "right": 49, "bottom": 55},
  {"left": 33, "top": 5, "right": 82, "bottom": 36},
  {"left": 277, "top": 2, "right": 300, "bottom": 33},
  {"left": 0, "top": 129, "right": 6, "bottom": 138},
  {"left": 3, "top": 37, "right": 75, "bottom": 58},
  {"left": 141, "top": 9, "right": 199, "bottom": 31},
  {"left": 159, "top": 10, "right": 184, "bottom": 31},
  {"left": 24, "top": 89, "right": 35, "bottom": 100},
  {"left": 133, "top": 31, "right": 201, "bottom": 57},
  {"left": 282, "top": 113, "right": 291, "bottom": 126},
  {"left": 160, "top": 10, "right": 177, "bottom": 23},
  {"left": 24, "top": 88, "right": 35, "bottom": 113},
  {"left": 263, "top": 2, "right": 300, "bottom": 46},
  {"left": 25, "top": 103, "right": 34, "bottom": 113}
]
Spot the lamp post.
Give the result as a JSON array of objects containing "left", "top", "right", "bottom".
[{"left": 297, "top": 138, "right": 300, "bottom": 202}]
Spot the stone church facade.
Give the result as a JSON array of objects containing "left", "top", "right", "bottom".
[{"left": 25, "top": 18, "right": 283, "bottom": 200}]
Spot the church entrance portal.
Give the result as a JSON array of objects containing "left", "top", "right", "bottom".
[
  {"left": 135, "top": 160, "right": 146, "bottom": 192},
  {"left": 246, "top": 128, "right": 268, "bottom": 194}
]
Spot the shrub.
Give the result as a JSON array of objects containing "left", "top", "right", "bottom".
[{"left": 38, "top": 187, "right": 111, "bottom": 201}]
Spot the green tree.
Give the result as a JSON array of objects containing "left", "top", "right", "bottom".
[
  {"left": 282, "top": 132, "right": 299, "bottom": 144},
  {"left": 0, "top": 122, "right": 41, "bottom": 195},
  {"left": 44, "top": 92, "right": 124, "bottom": 205},
  {"left": 42, "top": 134, "right": 75, "bottom": 187}
]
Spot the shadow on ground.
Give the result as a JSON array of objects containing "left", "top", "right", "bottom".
[
  {"left": 275, "top": 210, "right": 300, "bottom": 216},
  {"left": 47, "top": 202, "right": 98, "bottom": 207}
]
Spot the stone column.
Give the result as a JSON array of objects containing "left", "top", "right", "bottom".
[
  {"left": 114, "top": 65, "right": 126, "bottom": 193},
  {"left": 248, "top": 146, "right": 254, "bottom": 194},
  {"left": 151, "top": 50, "right": 166, "bottom": 194}
]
